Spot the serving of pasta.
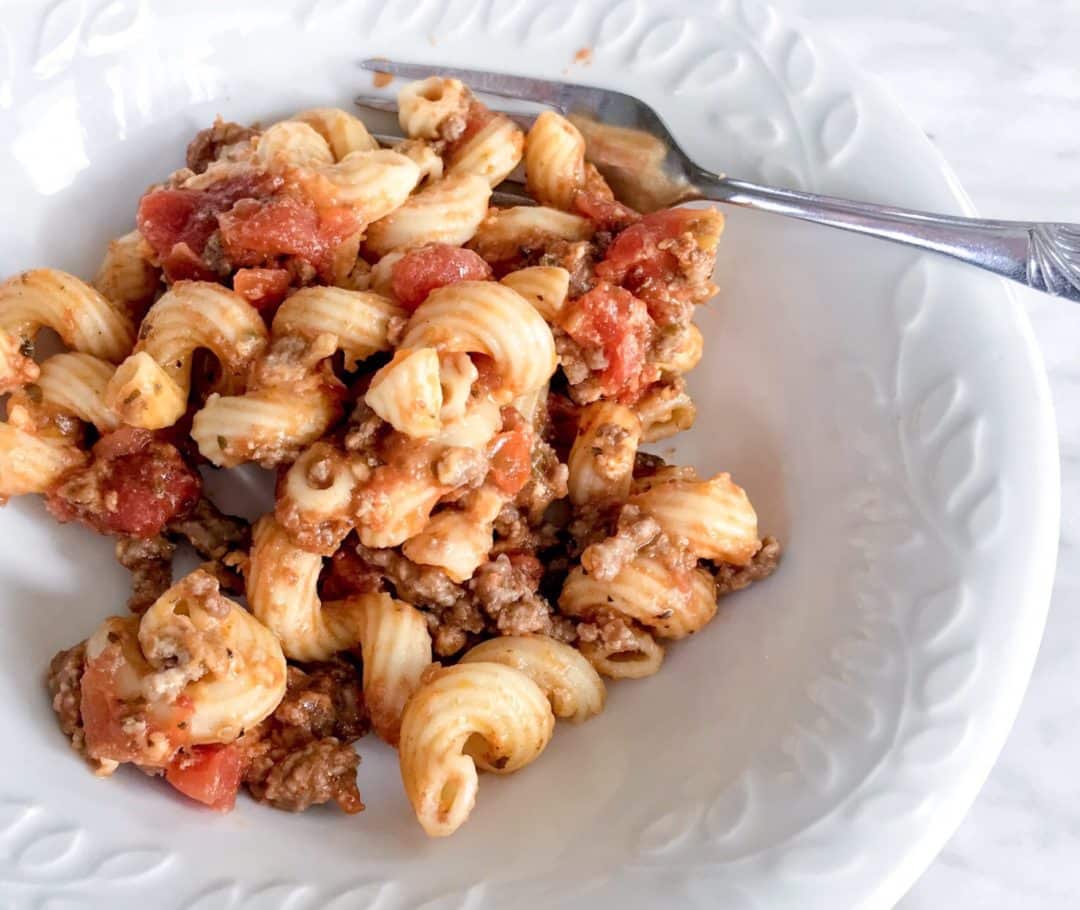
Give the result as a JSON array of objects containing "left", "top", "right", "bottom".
[{"left": 4, "top": 77, "right": 779, "bottom": 836}]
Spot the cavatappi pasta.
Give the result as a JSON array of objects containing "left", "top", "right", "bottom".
[
  {"left": 499, "top": 266, "right": 571, "bottom": 323},
  {"left": 271, "top": 286, "right": 405, "bottom": 369},
  {"left": 363, "top": 173, "right": 492, "bottom": 257},
  {"left": 399, "top": 280, "right": 558, "bottom": 404},
  {"left": 461, "top": 635, "right": 606, "bottom": 724},
  {"left": 92, "top": 231, "right": 161, "bottom": 321},
  {"left": 191, "top": 333, "right": 345, "bottom": 468},
  {"left": 446, "top": 112, "right": 525, "bottom": 187},
  {"left": 524, "top": 110, "right": 588, "bottom": 210},
  {"left": 18, "top": 78, "right": 779, "bottom": 830},
  {"left": 104, "top": 281, "right": 268, "bottom": 430},
  {"left": 398, "top": 662, "right": 555, "bottom": 836},
  {"left": 291, "top": 107, "right": 380, "bottom": 159},
  {"left": 567, "top": 401, "right": 642, "bottom": 505},
  {"left": 0, "top": 269, "right": 134, "bottom": 394}
]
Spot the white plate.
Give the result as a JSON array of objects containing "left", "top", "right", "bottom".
[{"left": 0, "top": 1, "right": 1059, "bottom": 907}]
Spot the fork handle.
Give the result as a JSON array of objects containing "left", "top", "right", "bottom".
[{"left": 693, "top": 170, "right": 1080, "bottom": 302}]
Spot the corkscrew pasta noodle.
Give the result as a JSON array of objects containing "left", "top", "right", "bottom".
[
  {"left": 524, "top": 111, "right": 588, "bottom": 210},
  {"left": 291, "top": 108, "right": 380, "bottom": 159},
  {"left": 397, "top": 77, "right": 469, "bottom": 140},
  {"left": 0, "top": 269, "right": 135, "bottom": 394},
  {"left": 104, "top": 281, "right": 268, "bottom": 430},
  {"left": 630, "top": 473, "right": 761, "bottom": 565},
  {"left": 567, "top": 401, "right": 642, "bottom": 505},
  {"left": 92, "top": 231, "right": 161, "bottom": 321},
  {"left": 577, "top": 624, "right": 666, "bottom": 680},
  {"left": 400, "top": 281, "right": 557, "bottom": 403},
  {"left": 135, "top": 570, "right": 288, "bottom": 744},
  {"left": 499, "top": 266, "right": 571, "bottom": 323},
  {"left": 363, "top": 174, "right": 492, "bottom": 257},
  {"left": 271, "top": 286, "right": 405, "bottom": 370},
  {"left": 398, "top": 662, "right": 555, "bottom": 836},
  {"left": 247, "top": 517, "right": 430, "bottom": 743},
  {"left": 461, "top": 636, "right": 606, "bottom": 724},
  {"left": 446, "top": 114, "right": 525, "bottom": 187},
  {"left": 560, "top": 557, "right": 719, "bottom": 640}
]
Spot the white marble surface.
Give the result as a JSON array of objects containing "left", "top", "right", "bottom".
[{"left": 777, "top": 1, "right": 1080, "bottom": 906}]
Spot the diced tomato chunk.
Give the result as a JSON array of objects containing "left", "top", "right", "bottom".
[
  {"left": 138, "top": 171, "right": 359, "bottom": 283},
  {"left": 80, "top": 645, "right": 142, "bottom": 764},
  {"left": 165, "top": 744, "right": 245, "bottom": 812},
  {"left": 595, "top": 207, "right": 722, "bottom": 325},
  {"left": 596, "top": 208, "right": 698, "bottom": 285},
  {"left": 558, "top": 283, "right": 654, "bottom": 403},
  {"left": 137, "top": 175, "right": 279, "bottom": 282},
  {"left": 81, "top": 639, "right": 193, "bottom": 765},
  {"left": 487, "top": 409, "right": 534, "bottom": 496},
  {"left": 233, "top": 268, "right": 291, "bottom": 310},
  {"left": 137, "top": 190, "right": 205, "bottom": 261},
  {"left": 219, "top": 196, "right": 320, "bottom": 263},
  {"left": 46, "top": 428, "right": 201, "bottom": 538},
  {"left": 218, "top": 195, "right": 360, "bottom": 280},
  {"left": 390, "top": 244, "right": 493, "bottom": 310}
]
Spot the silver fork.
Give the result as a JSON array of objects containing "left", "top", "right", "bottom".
[{"left": 358, "top": 59, "right": 1080, "bottom": 303}]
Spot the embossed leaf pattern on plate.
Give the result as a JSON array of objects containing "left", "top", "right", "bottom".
[
  {"left": 592, "top": 0, "right": 642, "bottom": 50},
  {"left": 16, "top": 828, "right": 82, "bottom": 869},
  {"left": 674, "top": 50, "right": 744, "bottom": 93},
  {"left": 90, "top": 849, "right": 172, "bottom": 882},
  {"left": 890, "top": 259, "right": 1006, "bottom": 551},
  {"left": 83, "top": 0, "right": 142, "bottom": 54},
  {"left": 818, "top": 95, "right": 859, "bottom": 164},
  {"left": 33, "top": 0, "right": 85, "bottom": 78}
]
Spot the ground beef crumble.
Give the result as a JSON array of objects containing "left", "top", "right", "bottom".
[
  {"left": 186, "top": 119, "right": 259, "bottom": 175},
  {"left": 575, "top": 611, "right": 642, "bottom": 652},
  {"left": 711, "top": 536, "right": 782, "bottom": 595},
  {"left": 115, "top": 536, "right": 175, "bottom": 613},
  {"left": 580, "top": 510, "right": 661, "bottom": 581},
  {"left": 47, "top": 642, "right": 88, "bottom": 759},
  {"left": 354, "top": 545, "right": 462, "bottom": 608},
  {"left": 539, "top": 240, "right": 597, "bottom": 298},
  {"left": 514, "top": 437, "right": 568, "bottom": 525},
  {"left": 245, "top": 738, "right": 363, "bottom": 813},
  {"left": 342, "top": 544, "right": 575, "bottom": 658},
  {"left": 167, "top": 497, "right": 251, "bottom": 594},
  {"left": 241, "top": 661, "right": 368, "bottom": 813},
  {"left": 472, "top": 554, "right": 575, "bottom": 643}
]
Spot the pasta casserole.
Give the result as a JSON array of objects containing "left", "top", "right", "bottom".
[{"left": 3, "top": 78, "right": 780, "bottom": 835}]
